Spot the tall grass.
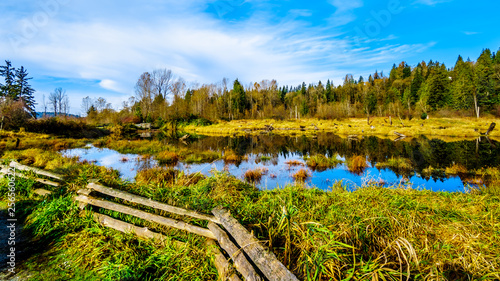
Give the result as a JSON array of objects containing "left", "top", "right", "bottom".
[
  {"left": 305, "top": 154, "right": 343, "bottom": 171},
  {"left": 347, "top": 155, "right": 368, "bottom": 174}
]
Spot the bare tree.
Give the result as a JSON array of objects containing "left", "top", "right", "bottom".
[
  {"left": 95, "top": 97, "right": 107, "bottom": 112},
  {"left": 61, "top": 95, "right": 70, "bottom": 116},
  {"left": 81, "top": 96, "right": 93, "bottom": 116},
  {"left": 42, "top": 94, "right": 47, "bottom": 117},
  {"left": 135, "top": 72, "right": 154, "bottom": 118},
  {"left": 152, "top": 69, "right": 172, "bottom": 99}
]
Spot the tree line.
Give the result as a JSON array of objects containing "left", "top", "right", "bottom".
[{"left": 114, "top": 47, "right": 499, "bottom": 124}]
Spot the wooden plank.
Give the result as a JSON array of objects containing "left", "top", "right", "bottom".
[
  {"left": 33, "top": 188, "right": 52, "bottom": 196},
  {"left": 1, "top": 167, "right": 60, "bottom": 187},
  {"left": 212, "top": 206, "right": 299, "bottom": 281},
  {"left": 87, "top": 183, "right": 219, "bottom": 224},
  {"left": 9, "top": 161, "right": 63, "bottom": 181},
  {"left": 77, "top": 189, "right": 92, "bottom": 196},
  {"left": 208, "top": 222, "right": 263, "bottom": 281},
  {"left": 206, "top": 239, "right": 242, "bottom": 281},
  {"left": 75, "top": 195, "right": 216, "bottom": 239},
  {"left": 92, "top": 212, "right": 185, "bottom": 248}
]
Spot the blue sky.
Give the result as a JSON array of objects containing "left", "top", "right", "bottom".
[{"left": 1, "top": 0, "right": 499, "bottom": 115}]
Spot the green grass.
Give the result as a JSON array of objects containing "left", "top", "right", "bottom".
[{"left": 2, "top": 145, "right": 500, "bottom": 280}]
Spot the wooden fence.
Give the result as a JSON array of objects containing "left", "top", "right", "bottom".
[{"left": 3, "top": 161, "right": 299, "bottom": 281}]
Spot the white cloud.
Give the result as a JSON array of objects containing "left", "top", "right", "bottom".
[{"left": 0, "top": 0, "right": 434, "bottom": 113}]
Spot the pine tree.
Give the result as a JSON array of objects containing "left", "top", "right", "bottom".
[
  {"left": 232, "top": 79, "right": 246, "bottom": 115},
  {"left": 0, "top": 60, "right": 15, "bottom": 97},
  {"left": 15, "top": 66, "right": 36, "bottom": 117}
]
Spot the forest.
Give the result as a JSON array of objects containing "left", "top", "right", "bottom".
[{"left": 1, "top": 48, "right": 499, "bottom": 128}]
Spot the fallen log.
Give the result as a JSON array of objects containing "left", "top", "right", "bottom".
[
  {"left": 208, "top": 222, "right": 263, "bottom": 281},
  {"left": 92, "top": 212, "right": 185, "bottom": 248},
  {"left": 9, "top": 161, "right": 63, "bottom": 181},
  {"left": 206, "top": 239, "right": 242, "bottom": 281},
  {"left": 75, "top": 195, "right": 216, "bottom": 239},
  {"left": 212, "top": 206, "right": 299, "bottom": 281},
  {"left": 87, "top": 183, "right": 219, "bottom": 224}
]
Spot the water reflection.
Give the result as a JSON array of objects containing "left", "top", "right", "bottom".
[
  {"left": 62, "top": 134, "right": 499, "bottom": 192},
  {"left": 62, "top": 144, "right": 158, "bottom": 181}
]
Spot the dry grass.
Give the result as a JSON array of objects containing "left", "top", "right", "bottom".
[
  {"left": 244, "top": 168, "right": 264, "bottom": 183},
  {"left": 156, "top": 151, "right": 179, "bottom": 165},
  {"left": 347, "top": 155, "right": 368, "bottom": 174},
  {"left": 375, "top": 156, "right": 414, "bottom": 173},
  {"left": 182, "top": 117, "right": 500, "bottom": 139},
  {"left": 445, "top": 164, "right": 469, "bottom": 175},
  {"left": 135, "top": 167, "right": 178, "bottom": 186},
  {"left": 285, "top": 159, "right": 305, "bottom": 167},
  {"left": 292, "top": 169, "right": 310, "bottom": 182},
  {"left": 305, "top": 154, "right": 343, "bottom": 171},
  {"left": 222, "top": 150, "right": 248, "bottom": 164}
]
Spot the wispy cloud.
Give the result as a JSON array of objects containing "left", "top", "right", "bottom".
[
  {"left": 463, "top": 31, "right": 479, "bottom": 36},
  {"left": 413, "top": 0, "right": 452, "bottom": 5},
  {"left": 328, "top": 0, "right": 364, "bottom": 26},
  {"left": 0, "top": 0, "right": 441, "bottom": 113}
]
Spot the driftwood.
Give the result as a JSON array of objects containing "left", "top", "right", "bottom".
[
  {"left": 179, "top": 134, "right": 190, "bottom": 141},
  {"left": 75, "top": 195, "right": 216, "bottom": 239},
  {"left": 9, "top": 161, "right": 63, "bottom": 181},
  {"left": 206, "top": 239, "right": 242, "bottom": 281},
  {"left": 87, "top": 183, "right": 219, "bottom": 223},
  {"left": 208, "top": 222, "right": 263, "bottom": 281},
  {"left": 482, "top": 122, "right": 496, "bottom": 136},
  {"left": 212, "top": 206, "right": 299, "bottom": 281},
  {"left": 311, "top": 123, "right": 319, "bottom": 130},
  {"left": 92, "top": 212, "right": 185, "bottom": 248}
]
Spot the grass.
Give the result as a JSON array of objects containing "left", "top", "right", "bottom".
[
  {"left": 2, "top": 135, "right": 500, "bottom": 280},
  {"left": 305, "top": 154, "right": 343, "bottom": 171},
  {"left": 285, "top": 159, "right": 304, "bottom": 167},
  {"left": 244, "top": 168, "right": 265, "bottom": 183},
  {"left": 292, "top": 168, "right": 310, "bottom": 182},
  {"left": 156, "top": 151, "right": 179, "bottom": 165},
  {"left": 182, "top": 117, "right": 500, "bottom": 139},
  {"left": 222, "top": 150, "right": 248, "bottom": 164},
  {"left": 347, "top": 155, "right": 368, "bottom": 174},
  {"left": 375, "top": 156, "right": 414, "bottom": 173}
]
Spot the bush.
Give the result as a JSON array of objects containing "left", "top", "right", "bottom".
[{"left": 420, "top": 112, "right": 428, "bottom": 120}]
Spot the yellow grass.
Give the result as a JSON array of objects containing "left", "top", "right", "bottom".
[{"left": 182, "top": 117, "right": 500, "bottom": 139}]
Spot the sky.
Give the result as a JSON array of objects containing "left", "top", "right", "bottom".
[{"left": 1, "top": 0, "right": 499, "bottom": 115}]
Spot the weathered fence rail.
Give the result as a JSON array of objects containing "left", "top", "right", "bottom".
[{"left": 77, "top": 182, "right": 299, "bottom": 280}]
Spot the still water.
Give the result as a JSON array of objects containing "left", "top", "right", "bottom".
[{"left": 63, "top": 134, "right": 499, "bottom": 192}]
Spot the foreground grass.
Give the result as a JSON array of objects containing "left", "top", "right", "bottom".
[
  {"left": 1, "top": 148, "right": 500, "bottom": 280},
  {"left": 183, "top": 117, "right": 500, "bottom": 139}
]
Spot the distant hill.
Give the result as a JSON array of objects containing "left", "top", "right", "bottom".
[{"left": 36, "top": 112, "right": 81, "bottom": 119}]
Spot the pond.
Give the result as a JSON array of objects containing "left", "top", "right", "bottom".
[{"left": 63, "top": 134, "right": 500, "bottom": 192}]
